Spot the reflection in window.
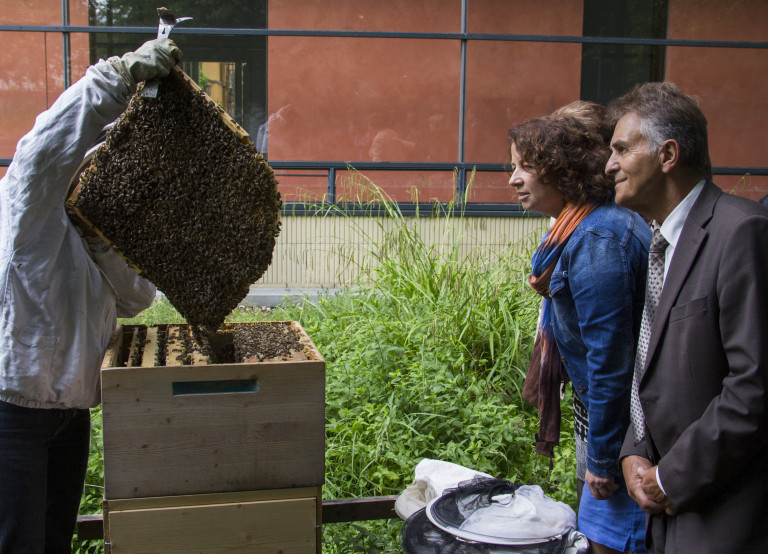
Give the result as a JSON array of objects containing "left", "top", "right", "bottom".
[
  {"left": 87, "top": 2, "right": 267, "bottom": 138},
  {"left": 580, "top": 0, "right": 667, "bottom": 105},
  {"left": 86, "top": 1, "right": 267, "bottom": 29}
]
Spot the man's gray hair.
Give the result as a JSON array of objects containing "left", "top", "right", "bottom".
[{"left": 608, "top": 82, "right": 712, "bottom": 180}]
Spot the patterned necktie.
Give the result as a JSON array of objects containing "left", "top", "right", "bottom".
[{"left": 630, "top": 224, "right": 669, "bottom": 444}]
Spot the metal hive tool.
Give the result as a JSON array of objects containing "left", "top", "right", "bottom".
[
  {"left": 67, "top": 67, "right": 282, "bottom": 337},
  {"left": 141, "top": 7, "right": 192, "bottom": 98}
]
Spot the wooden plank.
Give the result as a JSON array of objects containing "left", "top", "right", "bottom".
[
  {"left": 165, "top": 325, "right": 211, "bottom": 366},
  {"left": 164, "top": 325, "right": 187, "bottom": 366},
  {"left": 125, "top": 327, "right": 140, "bottom": 367},
  {"left": 107, "top": 487, "right": 320, "bottom": 512},
  {"left": 76, "top": 513, "right": 104, "bottom": 541},
  {"left": 322, "top": 495, "right": 398, "bottom": 524},
  {"left": 140, "top": 326, "right": 159, "bottom": 367},
  {"left": 78, "top": 495, "right": 400, "bottom": 540},
  {"left": 107, "top": 497, "right": 316, "bottom": 553},
  {"left": 101, "top": 326, "right": 123, "bottom": 369}
]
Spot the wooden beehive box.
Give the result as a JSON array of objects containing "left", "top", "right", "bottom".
[{"left": 101, "top": 322, "right": 325, "bottom": 500}]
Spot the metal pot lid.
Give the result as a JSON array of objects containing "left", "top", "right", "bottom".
[{"left": 424, "top": 478, "right": 574, "bottom": 546}]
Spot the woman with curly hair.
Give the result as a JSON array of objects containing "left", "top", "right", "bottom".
[{"left": 513, "top": 102, "right": 651, "bottom": 553}]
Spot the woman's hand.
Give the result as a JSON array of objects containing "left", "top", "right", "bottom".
[{"left": 586, "top": 469, "right": 620, "bottom": 500}]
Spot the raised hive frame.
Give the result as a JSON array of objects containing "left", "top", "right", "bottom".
[{"left": 66, "top": 67, "right": 281, "bottom": 332}]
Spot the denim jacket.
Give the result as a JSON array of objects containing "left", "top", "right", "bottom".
[{"left": 549, "top": 201, "right": 651, "bottom": 478}]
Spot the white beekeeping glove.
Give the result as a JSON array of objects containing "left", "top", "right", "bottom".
[{"left": 108, "top": 38, "right": 182, "bottom": 91}]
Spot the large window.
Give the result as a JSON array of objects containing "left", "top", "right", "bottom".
[
  {"left": 86, "top": 1, "right": 267, "bottom": 138},
  {"left": 580, "top": 0, "right": 667, "bottom": 105},
  {"left": 1, "top": 0, "right": 767, "bottom": 203}
]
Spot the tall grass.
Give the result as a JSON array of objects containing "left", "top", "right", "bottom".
[{"left": 73, "top": 172, "right": 576, "bottom": 553}]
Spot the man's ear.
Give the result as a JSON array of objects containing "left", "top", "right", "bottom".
[{"left": 659, "top": 139, "right": 680, "bottom": 174}]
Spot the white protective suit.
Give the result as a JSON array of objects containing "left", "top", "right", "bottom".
[{"left": 0, "top": 59, "right": 156, "bottom": 409}]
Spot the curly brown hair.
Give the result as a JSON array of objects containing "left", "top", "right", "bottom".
[{"left": 508, "top": 113, "right": 615, "bottom": 206}]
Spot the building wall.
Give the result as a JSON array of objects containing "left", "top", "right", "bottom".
[
  {"left": 666, "top": 0, "right": 768, "bottom": 201},
  {"left": 267, "top": 0, "right": 584, "bottom": 203},
  {"left": 1, "top": 1, "right": 766, "bottom": 288},
  {"left": 0, "top": 0, "right": 88, "bottom": 165}
]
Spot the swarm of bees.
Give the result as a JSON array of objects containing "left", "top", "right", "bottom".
[{"left": 68, "top": 68, "right": 281, "bottom": 340}]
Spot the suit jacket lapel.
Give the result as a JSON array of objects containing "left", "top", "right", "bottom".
[{"left": 642, "top": 181, "right": 720, "bottom": 378}]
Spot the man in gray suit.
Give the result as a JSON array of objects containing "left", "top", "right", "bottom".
[{"left": 605, "top": 82, "right": 768, "bottom": 553}]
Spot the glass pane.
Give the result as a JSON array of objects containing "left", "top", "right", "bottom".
[
  {"left": 581, "top": 43, "right": 663, "bottom": 105},
  {"left": 0, "top": 32, "right": 66, "bottom": 158},
  {"left": 665, "top": 46, "right": 768, "bottom": 201},
  {"left": 468, "top": 0, "right": 584, "bottom": 36},
  {"left": 580, "top": 0, "right": 666, "bottom": 104},
  {"left": 266, "top": 37, "right": 460, "bottom": 162},
  {"left": 467, "top": 171, "right": 517, "bottom": 204},
  {"left": 464, "top": 41, "right": 582, "bottom": 164},
  {"left": 86, "top": 32, "right": 267, "bottom": 138},
  {"left": 83, "top": 0, "right": 266, "bottom": 29},
  {"left": 584, "top": 0, "right": 667, "bottom": 40},
  {"left": 337, "top": 170, "right": 457, "bottom": 203},
  {"left": 269, "top": 0, "right": 460, "bottom": 33},
  {"left": 275, "top": 169, "right": 329, "bottom": 203}
]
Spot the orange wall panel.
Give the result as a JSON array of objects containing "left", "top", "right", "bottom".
[
  {"left": 266, "top": 0, "right": 584, "bottom": 202},
  {"left": 1, "top": 0, "right": 90, "bottom": 159},
  {"left": 269, "top": 0, "right": 460, "bottom": 32},
  {"left": 0, "top": 32, "right": 59, "bottom": 156},
  {"left": 666, "top": 0, "right": 768, "bottom": 200},
  {"left": 4, "top": 0, "right": 63, "bottom": 25},
  {"left": 465, "top": 0, "right": 584, "bottom": 203}
]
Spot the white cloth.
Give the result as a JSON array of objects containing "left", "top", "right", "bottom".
[
  {"left": 395, "top": 458, "right": 492, "bottom": 519},
  {"left": 0, "top": 60, "right": 156, "bottom": 409}
]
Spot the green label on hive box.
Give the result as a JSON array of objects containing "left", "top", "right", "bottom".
[{"left": 172, "top": 378, "right": 260, "bottom": 395}]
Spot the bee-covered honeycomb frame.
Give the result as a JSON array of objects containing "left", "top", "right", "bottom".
[{"left": 67, "top": 67, "right": 281, "bottom": 333}]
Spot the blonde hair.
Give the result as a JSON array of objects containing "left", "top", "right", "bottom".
[{"left": 551, "top": 100, "right": 612, "bottom": 144}]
